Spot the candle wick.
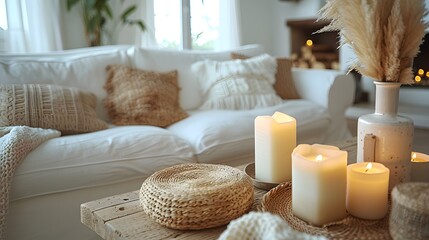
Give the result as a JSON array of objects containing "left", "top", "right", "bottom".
[{"left": 365, "top": 168, "right": 369, "bottom": 173}]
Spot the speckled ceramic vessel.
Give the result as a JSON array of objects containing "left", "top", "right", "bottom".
[{"left": 357, "top": 82, "right": 414, "bottom": 189}]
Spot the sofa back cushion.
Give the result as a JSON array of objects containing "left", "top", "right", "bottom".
[
  {"left": 231, "top": 53, "right": 300, "bottom": 100},
  {"left": 0, "top": 84, "right": 108, "bottom": 134},
  {"left": 0, "top": 45, "right": 133, "bottom": 122},
  {"left": 133, "top": 44, "right": 264, "bottom": 110},
  {"left": 191, "top": 54, "right": 283, "bottom": 110},
  {"left": 104, "top": 65, "right": 188, "bottom": 127}
]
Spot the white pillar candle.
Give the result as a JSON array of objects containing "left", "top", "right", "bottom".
[
  {"left": 292, "top": 144, "right": 347, "bottom": 226},
  {"left": 411, "top": 152, "right": 429, "bottom": 182},
  {"left": 346, "top": 162, "right": 389, "bottom": 220},
  {"left": 255, "top": 111, "right": 296, "bottom": 183}
]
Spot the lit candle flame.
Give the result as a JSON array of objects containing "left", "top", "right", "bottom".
[
  {"left": 315, "top": 155, "right": 323, "bottom": 162},
  {"left": 412, "top": 152, "right": 417, "bottom": 161},
  {"left": 365, "top": 163, "right": 372, "bottom": 172}
]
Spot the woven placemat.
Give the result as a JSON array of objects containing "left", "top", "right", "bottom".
[
  {"left": 261, "top": 182, "right": 391, "bottom": 240},
  {"left": 139, "top": 163, "right": 254, "bottom": 230}
]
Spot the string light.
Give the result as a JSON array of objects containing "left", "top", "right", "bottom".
[
  {"left": 306, "top": 39, "right": 313, "bottom": 47},
  {"left": 415, "top": 75, "right": 422, "bottom": 82},
  {"left": 418, "top": 69, "right": 424, "bottom": 75}
]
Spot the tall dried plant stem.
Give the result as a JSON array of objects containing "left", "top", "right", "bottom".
[{"left": 318, "top": 0, "right": 428, "bottom": 84}]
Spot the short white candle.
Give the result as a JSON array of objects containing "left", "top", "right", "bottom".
[
  {"left": 255, "top": 112, "right": 296, "bottom": 183},
  {"left": 346, "top": 162, "right": 389, "bottom": 220},
  {"left": 292, "top": 144, "right": 347, "bottom": 226},
  {"left": 411, "top": 152, "right": 429, "bottom": 182}
]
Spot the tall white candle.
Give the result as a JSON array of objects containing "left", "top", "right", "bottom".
[
  {"left": 346, "top": 162, "right": 389, "bottom": 220},
  {"left": 255, "top": 112, "right": 296, "bottom": 183},
  {"left": 411, "top": 152, "right": 429, "bottom": 182},
  {"left": 292, "top": 144, "right": 347, "bottom": 226}
]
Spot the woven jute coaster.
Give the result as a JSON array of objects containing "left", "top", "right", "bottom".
[
  {"left": 139, "top": 163, "right": 254, "bottom": 230},
  {"left": 390, "top": 182, "right": 429, "bottom": 240},
  {"left": 261, "top": 182, "right": 391, "bottom": 240}
]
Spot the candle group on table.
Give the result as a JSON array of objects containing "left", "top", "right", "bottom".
[
  {"left": 291, "top": 144, "right": 348, "bottom": 226},
  {"left": 254, "top": 111, "right": 296, "bottom": 183},
  {"left": 346, "top": 162, "right": 390, "bottom": 220},
  {"left": 254, "top": 112, "right": 396, "bottom": 226}
]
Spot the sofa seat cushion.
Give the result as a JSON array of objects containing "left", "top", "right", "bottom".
[
  {"left": 10, "top": 126, "right": 196, "bottom": 201},
  {"left": 168, "top": 100, "right": 331, "bottom": 165}
]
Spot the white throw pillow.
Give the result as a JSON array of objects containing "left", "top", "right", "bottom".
[{"left": 191, "top": 54, "right": 283, "bottom": 110}]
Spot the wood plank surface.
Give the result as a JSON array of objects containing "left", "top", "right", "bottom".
[{"left": 81, "top": 138, "right": 357, "bottom": 240}]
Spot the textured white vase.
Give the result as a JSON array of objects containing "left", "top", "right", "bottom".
[{"left": 357, "top": 82, "right": 414, "bottom": 189}]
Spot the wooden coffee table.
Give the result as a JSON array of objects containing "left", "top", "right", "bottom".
[{"left": 81, "top": 138, "right": 357, "bottom": 240}]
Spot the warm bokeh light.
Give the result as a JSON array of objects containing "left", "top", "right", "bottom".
[
  {"left": 418, "top": 69, "right": 424, "bottom": 75},
  {"left": 415, "top": 75, "right": 422, "bottom": 82},
  {"left": 306, "top": 39, "right": 313, "bottom": 47},
  {"left": 426, "top": 71, "right": 429, "bottom": 78}
]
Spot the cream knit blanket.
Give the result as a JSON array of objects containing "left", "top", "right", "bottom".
[
  {"left": 219, "top": 212, "right": 327, "bottom": 240},
  {"left": 0, "top": 126, "right": 60, "bottom": 240}
]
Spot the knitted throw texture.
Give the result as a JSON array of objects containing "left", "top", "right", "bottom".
[
  {"left": 219, "top": 212, "right": 326, "bottom": 240},
  {"left": 0, "top": 126, "right": 60, "bottom": 240}
]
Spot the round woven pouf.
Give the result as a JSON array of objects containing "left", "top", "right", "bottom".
[
  {"left": 390, "top": 182, "right": 429, "bottom": 240},
  {"left": 139, "top": 163, "right": 254, "bottom": 230}
]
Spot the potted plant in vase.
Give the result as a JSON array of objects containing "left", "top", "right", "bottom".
[
  {"left": 317, "top": 0, "right": 428, "bottom": 189},
  {"left": 66, "top": 0, "right": 146, "bottom": 47}
]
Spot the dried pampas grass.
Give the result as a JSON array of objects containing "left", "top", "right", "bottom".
[{"left": 318, "top": 0, "right": 428, "bottom": 84}]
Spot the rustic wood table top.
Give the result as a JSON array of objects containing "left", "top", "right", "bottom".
[{"left": 81, "top": 138, "right": 357, "bottom": 240}]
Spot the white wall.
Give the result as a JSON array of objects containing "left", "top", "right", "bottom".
[{"left": 239, "top": 0, "right": 322, "bottom": 56}]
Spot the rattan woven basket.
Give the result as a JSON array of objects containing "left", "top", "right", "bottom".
[
  {"left": 390, "top": 182, "right": 429, "bottom": 240},
  {"left": 261, "top": 182, "right": 391, "bottom": 240},
  {"left": 139, "top": 163, "right": 254, "bottom": 230}
]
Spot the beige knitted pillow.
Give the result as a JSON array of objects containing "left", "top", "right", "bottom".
[
  {"left": 104, "top": 65, "right": 188, "bottom": 127},
  {"left": 0, "top": 84, "right": 108, "bottom": 135},
  {"left": 231, "top": 53, "right": 300, "bottom": 99}
]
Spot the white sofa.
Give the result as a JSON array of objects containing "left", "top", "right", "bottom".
[{"left": 0, "top": 44, "right": 355, "bottom": 240}]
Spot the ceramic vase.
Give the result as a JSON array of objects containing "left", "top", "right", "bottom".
[{"left": 357, "top": 82, "right": 413, "bottom": 189}]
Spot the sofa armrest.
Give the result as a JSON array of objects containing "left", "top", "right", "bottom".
[{"left": 292, "top": 68, "right": 356, "bottom": 142}]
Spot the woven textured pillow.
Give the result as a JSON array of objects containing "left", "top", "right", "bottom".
[
  {"left": 231, "top": 53, "right": 300, "bottom": 99},
  {"left": 192, "top": 54, "right": 283, "bottom": 110},
  {"left": 0, "top": 84, "right": 108, "bottom": 135},
  {"left": 104, "top": 65, "right": 188, "bottom": 127}
]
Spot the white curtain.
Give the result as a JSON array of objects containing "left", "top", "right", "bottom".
[
  {"left": 5, "top": 0, "right": 63, "bottom": 53},
  {"left": 217, "top": 0, "right": 241, "bottom": 50}
]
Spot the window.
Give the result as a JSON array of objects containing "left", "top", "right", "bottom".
[
  {"left": 153, "top": 0, "right": 219, "bottom": 50},
  {"left": 0, "top": 0, "right": 7, "bottom": 51},
  {"left": 0, "top": 0, "right": 7, "bottom": 31}
]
